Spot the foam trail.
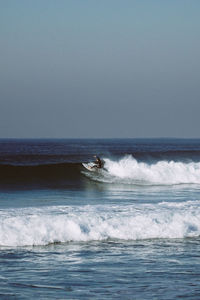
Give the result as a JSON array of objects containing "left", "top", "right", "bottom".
[
  {"left": 1, "top": 203, "right": 200, "bottom": 246},
  {"left": 99, "top": 156, "right": 200, "bottom": 185}
]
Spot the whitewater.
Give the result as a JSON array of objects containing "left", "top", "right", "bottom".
[{"left": 1, "top": 201, "right": 200, "bottom": 247}]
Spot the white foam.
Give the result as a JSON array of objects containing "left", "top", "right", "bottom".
[
  {"left": 0, "top": 203, "right": 200, "bottom": 246},
  {"left": 96, "top": 156, "right": 200, "bottom": 185}
]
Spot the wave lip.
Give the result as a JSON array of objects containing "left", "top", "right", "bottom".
[
  {"left": 1, "top": 204, "right": 200, "bottom": 247},
  {"left": 98, "top": 156, "right": 200, "bottom": 185}
]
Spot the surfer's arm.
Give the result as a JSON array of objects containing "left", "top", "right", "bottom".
[{"left": 91, "top": 164, "right": 98, "bottom": 169}]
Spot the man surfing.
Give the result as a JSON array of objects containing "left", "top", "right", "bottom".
[
  {"left": 93, "top": 155, "right": 103, "bottom": 169},
  {"left": 82, "top": 155, "right": 104, "bottom": 171}
]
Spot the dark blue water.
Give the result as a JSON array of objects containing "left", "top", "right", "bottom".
[{"left": 1, "top": 139, "right": 200, "bottom": 299}]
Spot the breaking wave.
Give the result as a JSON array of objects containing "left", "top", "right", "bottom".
[
  {"left": 1, "top": 202, "right": 200, "bottom": 247},
  {"left": 1, "top": 155, "right": 200, "bottom": 187}
]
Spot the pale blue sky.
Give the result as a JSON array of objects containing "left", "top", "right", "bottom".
[{"left": 0, "top": 0, "right": 200, "bottom": 138}]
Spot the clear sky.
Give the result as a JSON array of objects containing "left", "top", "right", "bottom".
[{"left": 0, "top": 0, "right": 200, "bottom": 138}]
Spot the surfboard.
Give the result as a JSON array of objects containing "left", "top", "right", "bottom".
[{"left": 82, "top": 162, "right": 97, "bottom": 172}]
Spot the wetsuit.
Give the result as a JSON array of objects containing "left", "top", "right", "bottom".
[{"left": 95, "top": 157, "right": 102, "bottom": 168}]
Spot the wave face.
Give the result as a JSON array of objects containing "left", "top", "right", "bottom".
[
  {"left": 1, "top": 202, "right": 200, "bottom": 246},
  {"left": 0, "top": 162, "right": 82, "bottom": 189},
  {"left": 0, "top": 162, "right": 81, "bottom": 180}
]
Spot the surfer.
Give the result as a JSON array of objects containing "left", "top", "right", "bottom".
[
  {"left": 93, "top": 155, "right": 103, "bottom": 169},
  {"left": 82, "top": 156, "right": 104, "bottom": 171}
]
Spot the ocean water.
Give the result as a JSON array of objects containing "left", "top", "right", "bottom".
[{"left": 0, "top": 138, "right": 200, "bottom": 299}]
